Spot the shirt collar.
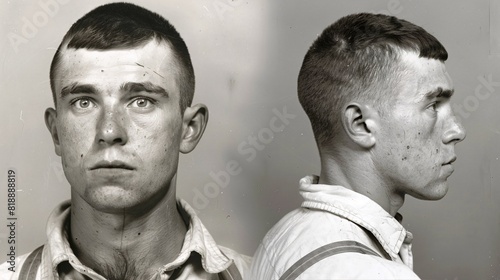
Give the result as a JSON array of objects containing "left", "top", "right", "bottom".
[
  {"left": 161, "top": 199, "right": 232, "bottom": 273},
  {"left": 43, "top": 199, "right": 232, "bottom": 278},
  {"left": 299, "top": 175, "right": 410, "bottom": 260}
]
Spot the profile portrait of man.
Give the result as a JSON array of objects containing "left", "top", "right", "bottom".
[
  {"left": 0, "top": 2, "right": 249, "bottom": 279},
  {"left": 250, "top": 13, "right": 466, "bottom": 279}
]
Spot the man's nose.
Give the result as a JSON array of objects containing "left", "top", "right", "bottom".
[
  {"left": 95, "top": 108, "right": 128, "bottom": 146},
  {"left": 443, "top": 115, "right": 466, "bottom": 144}
]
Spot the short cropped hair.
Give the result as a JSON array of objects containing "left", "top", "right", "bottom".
[
  {"left": 50, "top": 2, "right": 195, "bottom": 112},
  {"left": 298, "top": 13, "right": 448, "bottom": 148}
]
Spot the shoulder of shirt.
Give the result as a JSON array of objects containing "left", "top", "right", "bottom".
[
  {"left": 252, "top": 207, "right": 405, "bottom": 279},
  {"left": 218, "top": 245, "right": 252, "bottom": 278},
  {"left": 261, "top": 207, "right": 366, "bottom": 251},
  {"left": 0, "top": 251, "right": 33, "bottom": 280}
]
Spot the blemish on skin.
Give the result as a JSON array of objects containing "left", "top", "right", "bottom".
[
  {"left": 138, "top": 232, "right": 141, "bottom": 235},
  {"left": 101, "top": 69, "right": 104, "bottom": 72},
  {"left": 436, "top": 149, "right": 439, "bottom": 153},
  {"left": 407, "top": 146, "right": 410, "bottom": 149},
  {"left": 402, "top": 157, "right": 407, "bottom": 161},
  {"left": 81, "top": 154, "right": 83, "bottom": 158}
]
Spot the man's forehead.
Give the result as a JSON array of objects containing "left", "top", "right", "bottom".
[
  {"left": 58, "top": 40, "right": 175, "bottom": 71},
  {"left": 397, "top": 51, "right": 453, "bottom": 100},
  {"left": 54, "top": 40, "right": 180, "bottom": 96}
]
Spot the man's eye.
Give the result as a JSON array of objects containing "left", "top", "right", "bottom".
[
  {"left": 130, "top": 98, "right": 154, "bottom": 108},
  {"left": 72, "top": 98, "right": 95, "bottom": 109},
  {"left": 428, "top": 101, "right": 439, "bottom": 111}
]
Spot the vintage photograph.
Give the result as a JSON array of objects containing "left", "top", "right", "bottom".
[{"left": 0, "top": 0, "right": 499, "bottom": 279}]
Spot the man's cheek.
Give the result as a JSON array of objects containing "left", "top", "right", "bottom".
[{"left": 61, "top": 127, "right": 91, "bottom": 163}]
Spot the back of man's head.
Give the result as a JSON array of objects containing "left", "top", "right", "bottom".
[
  {"left": 298, "top": 13, "right": 447, "bottom": 150},
  {"left": 50, "top": 2, "right": 194, "bottom": 112}
]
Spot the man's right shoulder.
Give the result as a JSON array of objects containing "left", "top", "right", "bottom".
[
  {"left": 258, "top": 206, "right": 358, "bottom": 253},
  {"left": 250, "top": 207, "right": 418, "bottom": 280},
  {"left": 250, "top": 207, "right": 350, "bottom": 279}
]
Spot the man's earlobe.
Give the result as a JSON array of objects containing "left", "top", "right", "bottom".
[
  {"left": 342, "top": 103, "right": 378, "bottom": 149},
  {"left": 44, "top": 108, "right": 61, "bottom": 156},
  {"left": 180, "top": 104, "right": 209, "bottom": 154}
]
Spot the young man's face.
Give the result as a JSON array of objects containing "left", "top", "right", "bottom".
[
  {"left": 374, "top": 52, "right": 466, "bottom": 200},
  {"left": 47, "top": 40, "right": 186, "bottom": 213}
]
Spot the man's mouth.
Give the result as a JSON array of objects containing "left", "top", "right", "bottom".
[
  {"left": 443, "top": 156, "right": 457, "bottom": 165},
  {"left": 90, "top": 160, "right": 135, "bottom": 170}
]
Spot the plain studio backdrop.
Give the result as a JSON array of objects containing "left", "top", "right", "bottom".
[{"left": 1, "top": 0, "right": 499, "bottom": 278}]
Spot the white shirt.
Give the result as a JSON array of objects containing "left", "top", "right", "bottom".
[
  {"left": 0, "top": 199, "right": 250, "bottom": 280},
  {"left": 249, "top": 175, "right": 420, "bottom": 280}
]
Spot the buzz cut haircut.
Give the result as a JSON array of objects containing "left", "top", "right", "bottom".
[
  {"left": 49, "top": 2, "right": 195, "bottom": 112},
  {"left": 298, "top": 13, "right": 448, "bottom": 148}
]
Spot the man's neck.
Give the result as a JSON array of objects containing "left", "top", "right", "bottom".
[
  {"left": 69, "top": 187, "right": 187, "bottom": 280},
  {"left": 318, "top": 151, "right": 405, "bottom": 216}
]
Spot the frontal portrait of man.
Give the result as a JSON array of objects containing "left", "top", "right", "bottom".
[
  {"left": 0, "top": 2, "right": 249, "bottom": 279},
  {"left": 250, "top": 13, "right": 466, "bottom": 279}
]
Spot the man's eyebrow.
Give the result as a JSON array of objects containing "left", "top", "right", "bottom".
[
  {"left": 120, "top": 82, "right": 169, "bottom": 97},
  {"left": 424, "top": 87, "right": 454, "bottom": 99},
  {"left": 60, "top": 83, "right": 98, "bottom": 99}
]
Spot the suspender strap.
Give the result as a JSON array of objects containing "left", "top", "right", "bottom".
[
  {"left": 279, "top": 240, "right": 382, "bottom": 280},
  {"left": 218, "top": 262, "right": 243, "bottom": 280},
  {"left": 19, "top": 245, "right": 44, "bottom": 280}
]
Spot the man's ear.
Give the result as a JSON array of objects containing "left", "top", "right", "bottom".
[
  {"left": 180, "top": 104, "right": 208, "bottom": 154},
  {"left": 341, "top": 103, "right": 379, "bottom": 149},
  {"left": 44, "top": 108, "right": 61, "bottom": 156}
]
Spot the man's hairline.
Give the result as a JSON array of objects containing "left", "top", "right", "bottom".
[{"left": 351, "top": 48, "right": 448, "bottom": 109}]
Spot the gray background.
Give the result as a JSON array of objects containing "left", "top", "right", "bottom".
[{"left": 1, "top": 0, "right": 499, "bottom": 279}]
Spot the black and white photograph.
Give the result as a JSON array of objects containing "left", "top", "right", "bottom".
[{"left": 0, "top": 0, "right": 499, "bottom": 279}]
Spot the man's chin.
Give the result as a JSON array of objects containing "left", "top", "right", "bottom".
[
  {"left": 82, "top": 187, "right": 154, "bottom": 214},
  {"left": 412, "top": 183, "right": 449, "bottom": 201}
]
